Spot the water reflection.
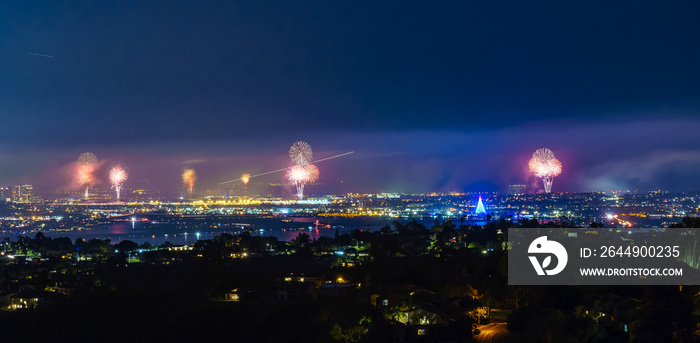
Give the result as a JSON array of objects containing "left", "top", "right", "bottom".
[
  {"left": 5, "top": 217, "right": 451, "bottom": 245},
  {"left": 109, "top": 223, "right": 128, "bottom": 235}
]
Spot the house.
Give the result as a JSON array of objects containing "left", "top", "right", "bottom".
[{"left": 4, "top": 293, "right": 44, "bottom": 310}]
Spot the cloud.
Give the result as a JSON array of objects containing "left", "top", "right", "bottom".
[
  {"left": 579, "top": 150, "right": 700, "bottom": 191},
  {"left": 181, "top": 159, "right": 206, "bottom": 165}
]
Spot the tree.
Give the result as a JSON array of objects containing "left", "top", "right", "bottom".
[
  {"left": 114, "top": 240, "right": 139, "bottom": 253},
  {"left": 634, "top": 286, "right": 694, "bottom": 342},
  {"left": 432, "top": 219, "right": 457, "bottom": 246},
  {"left": 510, "top": 286, "right": 534, "bottom": 309},
  {"left": 329, "top": 323, "right": 368, "bottom": 343},
  {"left": 290, "top": 232, "right": 311, "bottom": 248}
]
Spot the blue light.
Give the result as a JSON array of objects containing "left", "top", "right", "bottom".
[{"left": 475, "top": 195, "right": 487, "bottom": 215}]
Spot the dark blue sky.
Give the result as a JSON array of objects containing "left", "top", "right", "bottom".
[{"left": 1, "top": 1, "right": 700, "bottom": 194}]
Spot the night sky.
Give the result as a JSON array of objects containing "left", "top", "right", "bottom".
[{"left": 1, "top": 1, "right": 700, "bottom": 195}]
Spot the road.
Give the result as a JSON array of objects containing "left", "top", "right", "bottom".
[{"left": 475, "top": 322, "right": 510, "bottom": 343}]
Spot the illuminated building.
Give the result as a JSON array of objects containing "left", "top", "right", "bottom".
[
  {"left": 0, "top": 187, "right": 11, "bottom": 202},
  {"left": 13, "top": 185, "right": 33, "bottom": 202}
]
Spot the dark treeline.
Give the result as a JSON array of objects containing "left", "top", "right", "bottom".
[
  {"left": 670, "top": 216, "right": 700, "bottom": 228},
  {"left": 0, "top": 218, "right": 696, "bottom": 342}
]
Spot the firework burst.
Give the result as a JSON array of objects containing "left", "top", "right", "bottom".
[
  {"left": 531, "top": 148, "right": 555, "bottom": 163},
  {"left": 304, "top": 164, "right": 319, "bottom": 183},
  {"left": 76, "top": 152, "right": 98, "bottom": 200},
  {"left": 182, "top": 169, "right": 196, "bottom": 194},
  {"left": 287, "top": 164, "right": 320, "bottom": 200},
  {"left": 109, "top": 165, "right": 128, "bottom": 202},
  {"left": 241, "top": 173, "right": 250, "bottom": 185},
  {"left": 289, "top": 141, "right": 313, "bottom": 165},
  {"left": 287, "top": 165, "right": 308, "bottom": 182},
  {"left": 528, "top": 148, "right": 562, "bottom": 193},
  {"left": 78, "top": 152, "right": 98, "bottom": 165}
]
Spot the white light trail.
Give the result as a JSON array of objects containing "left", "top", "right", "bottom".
[{"left": 219, "top": 151, "right": 354, "bottom": 184}]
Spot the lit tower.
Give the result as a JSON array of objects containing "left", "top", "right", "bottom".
[{"left": 475, "top": 195, "right": 487, "bottom": 215}]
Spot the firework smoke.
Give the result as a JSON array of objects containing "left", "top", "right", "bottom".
[
  {"left": 182, "top": 169, "right": 196, "bottom": 194},
  {"left": 109, "top": 165, "right": 128, "bottom": 202},
  {"left": 528, "top": 148, "right": 562, "bottom": 193}
]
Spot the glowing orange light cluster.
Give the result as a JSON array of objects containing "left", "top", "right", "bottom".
[
  {"left": 75, "top": 152, "right": 99, "bottom": 200},
  {"left": 182, "top": 169, "right": 196, "bottom": 194}
]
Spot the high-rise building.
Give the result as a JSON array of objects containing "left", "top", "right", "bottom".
[
  {"left": 12, "top": 185, "right": 34, "bottom": 202},
  {"left": 0, "top": 187, "right": 11, "bottom": 202},
  {"left": 84, "top": 186, "right": 114, "bottom": 202}
]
